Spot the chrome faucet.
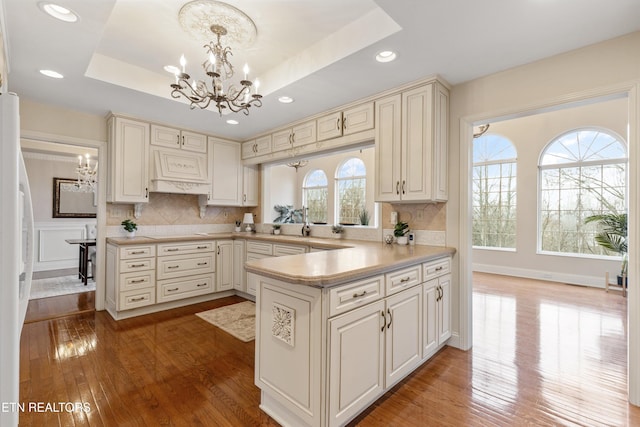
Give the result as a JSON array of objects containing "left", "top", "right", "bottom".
[{"left": 301, "top": 206, "right": 311, "bottom": 237}]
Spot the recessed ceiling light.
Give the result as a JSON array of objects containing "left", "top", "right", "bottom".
[
  {"left": 39, "top": 69, "right": 64, "bottom": 79},
  {"left": 278, "top": 96, "right": 294, "bottom": 104},
  {"left": 226, "top": 119, "right": 239, "bottom": 125},
  {"left": 38, "top": 2, "right": 79, "bottom": 23},
  {"left": 376, "top": 51, "right": 397, "bottom": 63}
]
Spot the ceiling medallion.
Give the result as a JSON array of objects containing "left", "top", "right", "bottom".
[{"left": 170, "top": 0, "right": 262, "bottom": 116}]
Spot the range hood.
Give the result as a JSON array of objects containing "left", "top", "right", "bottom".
[{"left": 149, "top": 149, "right": 211, "bottom": 195}]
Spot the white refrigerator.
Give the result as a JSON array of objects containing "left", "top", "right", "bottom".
[{"left": 0, "top": 92, "right": 34, "bottom": 427}]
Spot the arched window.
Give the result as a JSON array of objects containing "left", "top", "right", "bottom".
[
  {"left": 472, "top": 134, "right": 517, "bottom": 249},
  {"left": 302, "top": 169, "right": 328, "bottom": 223},
  {"left": 335, "top": 157, "right": 366, "bottom": 225},
  {"left": 539, "top": 128, "right": 627, "bottom": 255}
]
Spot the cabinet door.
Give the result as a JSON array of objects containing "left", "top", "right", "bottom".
[
  {"left": 343, "top": 102, "right": 374, "bottom": 135},
  {"left": 422, "top": 279, "right": 438, "bottom": 358},
  {"left": 210, "top": 138, "right": 242, "bottom": 206},
  {"left": 329, "top": 300, "right": 385, "bottom": 427},
  {"left": 317, "top": 111, "right": 343, "bottom": 142},
  {"left": 151, "top": 124, "right": 181, "bottom": 149},
  {"left": 401, "top": 84, "right": 433, "bottom": 201},
  {"left": 241, "top": 140, "right": 256, "bottom": 159},
  {"left": 385, "top": 285, "right": 422, "bottom": 387},
  {"left": 272, "top": 129, "right": 292, "bottom": 152},
  {"left": 374, "top": 94, "right": 402, "bottom": 202},
  {"left": 181, "top": 130, "right": 207, "bottom": 153},
  {"left": 292, "top": 120, "right": 317, "bottom": 147},
  {"left": 216, "top": 240, "right": 234, "bottom": 291},
  {"left": 254, "top": 135, "right": 272, "bottom": 156},
  {"left": 243, "top": 165, "right": 259, "bottom": 206},
  {"left": 110, "top": 117, "right": 149, "bottom": 203},
  {"left": 233, "top": 240, "right": 245, "bottom": 291},
  {"left": 438, "top": 274, "right": 452, "bottom": 344}
]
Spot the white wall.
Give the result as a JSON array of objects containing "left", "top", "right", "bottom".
[{"left": 472, "top": 98, "right": 628, "bottom": 286}]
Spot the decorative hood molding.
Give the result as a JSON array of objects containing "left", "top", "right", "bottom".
[{"left": 149, "top": 148, "right": 211, "bottom": 195}]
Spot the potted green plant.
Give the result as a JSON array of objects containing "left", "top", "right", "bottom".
[
  {"left": 394, "top": 221, "right": 410, "bottom": 245},
  {"left": 585, "top": 213, "right": 627, "bottom": 287},
  {"left": 121, "top": 219, "right": 137, "bottom": 238},
  {"left": 331, "top": 224, "right": 344, "bottom": 238},
  {"left": 359, "top": 208, "right": 370, "bottom": 226},
  {"left": 235, "top": 220, "right": 242, "bottom": 232},
  {"left": 272, "top": 224, "right": 281, "bottom": 235}
]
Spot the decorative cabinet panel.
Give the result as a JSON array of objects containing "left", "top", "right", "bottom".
[
  {"left": 317, "top": 102, "right": 374, "bottom": 142},
  {"left": 375, "top": 81, "right": 448, "bottom": 202},
  {"left": 105, "top": 243, "right": 156, "bottom": 313},
  {"left": 242, "top": 134, "right": 272, "bottom": 159},
  {"left": 151, "top": 124, "right": 207, "bottom": 153},
  {"left": 233, "top": 240, "right": 246, "bottom": 292},
  {"left": 272, "top": 120, "right": 317, "bottom": 152},
  {"left": 216, "top": 240, "right": 234, "bottom": 291},
  {"left": 107, "top": 116, "right": 149, "bottom": 205}
]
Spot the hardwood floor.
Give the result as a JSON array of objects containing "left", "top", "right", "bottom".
[
  {"left": 25, "top": 291, "right": 95, "bottom": 324},
  {"left": 19, "top": 274, "right": 640, "bottom": 426}
]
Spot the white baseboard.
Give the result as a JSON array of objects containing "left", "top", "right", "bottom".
[{"left": 472, "top": 263, "right": 608, "bottom": 288}]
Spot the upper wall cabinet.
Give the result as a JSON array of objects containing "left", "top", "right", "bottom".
[
  {"left": 271, "top": 120, "right": 317, "bottom": 153},
  {"left": 151, "top": 124, "right": 207, "bottom": 153},
  {"left": 375, "top": 81, "right": 449, "bottom": 203},
  {"left": 316, "top": 102, "right": 375, "bottom": 142},
  {"left": 242, "top": 134, "right": 272, "bottom": 160},
  {"left": 107, "top": 115, "right": 149, "bottom": 206}
]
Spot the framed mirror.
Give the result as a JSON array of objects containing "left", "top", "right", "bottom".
[{"left": 52, "top": 177, "right": 97, "bottom": 218}]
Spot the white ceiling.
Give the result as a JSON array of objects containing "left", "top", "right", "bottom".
[{"left": 3, "top": 0, "right": 640, "bottom": 141}]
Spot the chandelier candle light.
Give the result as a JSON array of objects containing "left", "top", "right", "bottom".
[
  {"left": 76, "top": 153, "right": 97, "bottom": 191},
  {"left": 169, "top": 1, "right": 262, "bottom": 116}
]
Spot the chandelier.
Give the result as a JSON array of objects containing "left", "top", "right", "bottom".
[
  {"left": 286, "top": 160, "right": 308, "bottom": 171},
  {"left": 76, "top": 154, "right": 97, "bottom": 192},
  {"left": 169, "top": 1, "right": 262, "bottom": 116}
]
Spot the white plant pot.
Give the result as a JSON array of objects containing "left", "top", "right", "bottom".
[
  {"left": 235, "top": 227, "right": 241, "bottom": 232},
  {"left": 126, "top": 230, "right": 136, "bottom": 239},
  {"left": 273, "top": 229, "right": 281, "bottom": 235},
  {"left": 396, "top": 236, "right": 408, "bottom": 245}
]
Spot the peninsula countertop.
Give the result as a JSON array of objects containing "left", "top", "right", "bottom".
[{"left": 106, "top": 232, "right": 455, "bottom": 288}]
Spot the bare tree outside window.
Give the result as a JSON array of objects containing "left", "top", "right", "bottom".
[
  {"left": 539, "top": 129, "right": 627, "bottom": 255},
  {"left": 472, "top": 135, "right": 517, "bottom": 249},
  {"left": 336, "top": 158, "right": 366, "bottom": 225},
  {"left": 303, "top": 169, "right": 328, "bottom": 223}
]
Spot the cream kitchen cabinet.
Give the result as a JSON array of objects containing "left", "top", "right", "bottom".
[
  {"left": 216, "top": 240, "right": 234, "bottom": 292},
  {"left": 375, "top": 81, "right": 449, "bottom": 202},
  {"left": 245, "top": 241, "right": 308, "bottom": 296},
  {"left": 316, "top": 102, "right": 375, "bottom": 142},
  {"left": 150, "top": 124, "right": 207, "bottom": 153},
  {"left": 105, "top": 243, "right": 156, "bottom": 314},
  {"left": 422, "top": 257, "right": 451, "bottom": 359},
  {"left": 271, "top": 120, "right": 317, "bottom": 152},
  {"left": 156, "top": 241, "right": 215, "bottom": 303},
  {"left": 241, "top": 134, "right": 272, "bottom": 159},
  {"left": 233, "top": 240, "right": 246, "bottom": 292},
  {"left": 242, "top": 164, "right": 259, "bottom": 206},
  {"left": 106, "top": 115, "right": 150, "bottom": 207}
]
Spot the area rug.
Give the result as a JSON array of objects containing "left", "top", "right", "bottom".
[
  {"left": 196, "top": 301, "right": 256, "bottom": 342},
  {"left": 29, "top": 275, "right": 96, "bottom": 300}
]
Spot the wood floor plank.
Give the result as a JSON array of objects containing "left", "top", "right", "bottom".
[{"left": 19, "top": 274, "right": 640, "bottom": 426}]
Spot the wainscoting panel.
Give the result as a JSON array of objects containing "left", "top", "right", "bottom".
[{"left": 35, "top": 222, "right": 93, "bottom": 271}]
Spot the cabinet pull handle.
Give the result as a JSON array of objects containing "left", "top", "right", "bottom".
[
  {"left": 399, "top": 276, "right": 411, "bottom": 283},
  {"left": 196, "top": 283, "right": 207, "bottom": 287},
  {"left": 381, "top": 311, "right": 386, "bottom": 332},
  {"left": 197, "top": 262, "right": 208, "bottom": 266},
  {"left": 402, "top": 180, "right": 406, "bottom": 194},
  {"left": 167, "top": 287, "right": 179, "bottom": 292},
  {"left": 243, "top": 194, "right": 247, "bottom": 202},
  {"left": 130, "top": 263, "right": 145, "bottom": 268},
  {"left": 197, "top": 246, "right": 208, "bottom": 249},
  {"left": 130, "top": 250, "right": 145, "bottom": 254},
  {"left": 437, "top": 286, "right": 442, "bottom": 302},
  {"left": 182, "top": 135, "right": 185, "bottom": 145},
  {"left": 167, "top": 265, "right": 180, "bottom": 269},
  {"left": 352, "top": 290, "right": 367, "bottom": 299},
  {"left": 177, "top": 134, "right": 180, "bottom": 145},
  {"left": 145, "top": 187, "right": 149, "bottom": 198},
  {"left": 217, "top": 245, "right": 220, "bottom": 255},
  {"left": 166, "top": 248, "right": 179, "bottom": 252},
  {"left": 343, "top": 117, "right": 346, "bottom": 130},
  {"left": 253, "top": 143, "right": 257, "bottom": 153},
  {"left": 386, "top": 308, "right": 393, "bottom": 329},
  {"left": 435, "top": 266, "right": 444, "bottom": 271},
  {"left": 396, "top": 181, "right": 400, "bottom": 195},
  {"left": 130, "top": 279, "right": 146, "bottom": 284},
  {"left": 336, "top": 118, "right": 340, "bottom": 130},
  {"left": 130, "top": 296, "right": 146, "bottom": 302}
]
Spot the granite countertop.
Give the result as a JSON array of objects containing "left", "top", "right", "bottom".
[{"left": 106, "top": 232, "right": 455, "bottom": 288}]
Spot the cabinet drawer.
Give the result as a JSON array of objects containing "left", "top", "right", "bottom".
[
  {"left": 246, "top": 253, "right": 271, "bottom": 262},
  {"left": 120, "top": 258, "right": 155, "bottom": 273},
  {"left": 121, "top": 245, "right": 156, "bottom": 259},
  {"left": 119, "top": 270, "right": 156, "bottom": 292},
  {"left": 329, "top": 275, "right": 384, "bottom": 317},
  {"left": 273, "top": 244, "right": 307, "bottom": 256},
  {"left": 423, "top": 257, "right": 451, "bottom": 281},
  {"left": 119, "top": 287, "right": 156, "bottom": 310},
  {"left": 157, "top": 274, "right": 214, "bottom": 303},
  {"left": 157, "top": 241, "right": 214, "bottom": 256},
  {"left": 385, "top": 264, "right": 422, "bottom": 296},
  {"left": 156, "top": 253, "right": 215, "bottom": 280},
  {"left": 247, "top": 241, "right": 273, "bottom": 256}
]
